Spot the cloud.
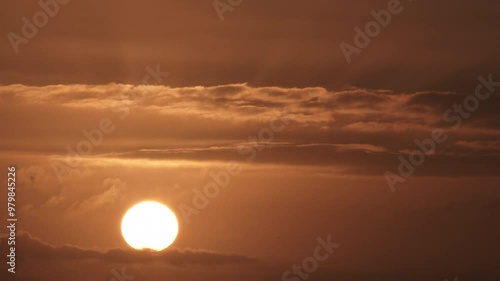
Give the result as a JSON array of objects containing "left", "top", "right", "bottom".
[
  {"left": 1, "top": 83, "right": 498, "bottom": 130},
  {"left": 0, "top": 232, "right": 257, "bottom": 266},
  {"left": 454, "top": 140, "right": 500, "bottom": 154},
  {"left": 69, "top": 178, "right": 126, "bottom": 213},
  {"left": 1, "top": 83, "right": 499, "bottom": 178},
  {"left": 1, "top": 0, "right": 499, "bottom": 94}
]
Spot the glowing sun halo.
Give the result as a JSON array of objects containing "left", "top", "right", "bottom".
[{"left": 121, "top": 201, "right": 179, "bottom": 251}]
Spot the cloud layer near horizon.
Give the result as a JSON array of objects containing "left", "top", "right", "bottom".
[
  {"left": 1, "top": 83, "right": 499, "bottom": 179},
  {"left": 0, "top": 232, "right": 256, "bottom": 265}
]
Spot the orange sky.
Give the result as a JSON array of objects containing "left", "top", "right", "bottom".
[{"left": 1, "top": 1, "right": 499, "bottom": 280}]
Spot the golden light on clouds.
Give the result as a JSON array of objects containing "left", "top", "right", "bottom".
[
  {"left": 1, "top": 0, "right": 500, "bottom": 278},
  {"left": 121, "top": 201, "right": 179, "bottom": 251}
]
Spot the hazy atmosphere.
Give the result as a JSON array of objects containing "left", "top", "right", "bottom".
[{"left": 0, "top": 0, "right": 499, "bottom": 280}]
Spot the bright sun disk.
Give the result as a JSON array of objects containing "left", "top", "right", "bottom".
[{"left": 121, "top": 201, "right": 179, "bottom": 251}]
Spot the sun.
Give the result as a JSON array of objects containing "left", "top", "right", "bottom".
[{"left": 121, "top": 201, "right": 179, "bottom": 251}]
